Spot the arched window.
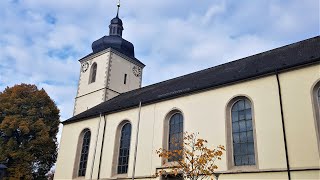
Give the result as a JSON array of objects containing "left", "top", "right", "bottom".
[
  {"left": 117, "top": 123, "right": 132, "bottom": 174},
  {"left": 317, "top": 86, "right": 320, "bottom": 132},
  {"left": 317, "top": 86, "right": 320, "bottom": 109},
  {"left": 89, "top": 63, "right": 97, "bottom": 83},
  {"left": 313, "top": 82, "right": 320, "bottom": 149},
  {"left": 78, "top": 129, "right": 91, "bottom": 176},
  {"left": 168, "top": 113, "right": 183, "bottom": 162},
  {"left": 231, "top": 98, "right": 255, "bottom": 166}
]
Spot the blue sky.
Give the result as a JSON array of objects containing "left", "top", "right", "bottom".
[{"left": 0, "top": 0, "right": 319, "bottom": 141}]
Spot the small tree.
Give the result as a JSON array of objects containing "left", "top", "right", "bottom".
[
  {"left": 0, "top": 84, "right": 60, "bottom": 179},
  {"left": 156, "top": 132, "right": 225, "bottom": 180}
]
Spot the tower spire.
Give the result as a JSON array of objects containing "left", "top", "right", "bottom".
[
  {"left": 109, "top": 0, "right": 124, "bottom": 37},
  {"left": 116, "top": 0, "right": 120, "bottom": 17}
]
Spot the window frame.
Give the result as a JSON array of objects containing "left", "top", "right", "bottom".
[
  {"left": 162, "top": 109, "right": 184, "bottom": 165},
  {"left": 73, "top": 128, "right": 91, "bottom": 178},
  {"left": 311, "top": 80, "right": 320, "bottom": 152},
  {"left": 168, "top": 112, "right": 184, "bottom": 162},
  {"left": 89, "top": 62, "right": 97, "bottom": 84},
  {"left": 226, "top": 96, "right": 259, "bottom": 171},
  {"left": 117, "top": 123, "right": 132, "bottom": 174},
  {"left": 112, "top": 120, "right": 132, "bottom": 177}
]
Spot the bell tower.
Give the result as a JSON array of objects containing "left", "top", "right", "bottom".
[{"left": 73, "top": 1, "right": 145, "bottom": 115}]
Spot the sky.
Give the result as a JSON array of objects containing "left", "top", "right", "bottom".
[{"left": 0, "top": 0, "right": 319, "bottom": 142}]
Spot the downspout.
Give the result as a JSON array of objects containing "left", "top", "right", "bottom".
[
  {"left": 97, "top": 115, "right": 107, "bottom": 179},
  {"left": 132, "top": 101, "right": 142, "bottom": 180},
  {"left": 276, "top": 72, "right": 291, "bottom": 180},
  {"left": 214, "top": 173, "right": 220, "bottom": 180},
  {"left": 90, "top": 113, "right": 102, "bottom": 180}
]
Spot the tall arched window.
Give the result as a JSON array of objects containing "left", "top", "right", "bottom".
[
  {"left": 231, "top": 98, "right": 255, "bottom": 166},
  {"left": 317, "top": 87, "right": 320, "bottom": 133},
  {"left": 168, "top": 113, "right": 183, "bottom": 162},
  {"left": 78, "top": 129, "right": 91, "bottom": 176},
  {"left": 317, "top": 86, "right": 320, "bottom": 110},
  {"left": 313, "top": 82, "right": 320, "bottom": 149},
  {"left": 89, "top": 63, "right": 97, "bottom": 83},
  {"left": 117, "top": 123, "right": 132, "bottom": 174}
]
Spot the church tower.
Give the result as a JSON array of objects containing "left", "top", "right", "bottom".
[{"left": 73, "top": 2, "right": 145, "bottom": 115}]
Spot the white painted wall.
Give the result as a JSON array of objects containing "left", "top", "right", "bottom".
[
  {"left": 55, "top": 64, "right": 320, "bottom": 180},
  {"left": 73, "top": 49, "right": 143, "bottom": 115},
  {"left": 55, "top": 117, "right": 101, "bottom": 179},
  {"left": 108, "top": 53, "right": 142, "bottom": 94},
  {"left": 279, "top": 65, "right": 320, "bottom": 168}
]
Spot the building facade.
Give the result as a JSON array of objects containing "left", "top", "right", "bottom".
[{"left": 55, "top": 7, "right": 320, "bottom": 180}]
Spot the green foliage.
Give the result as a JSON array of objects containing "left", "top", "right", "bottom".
[{"left": 0, "top": 84, "right": 60, "bottom": 180}]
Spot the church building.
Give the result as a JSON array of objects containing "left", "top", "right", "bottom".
[{"left": 55, "top": 3, "right": 320, "bottom": 180}]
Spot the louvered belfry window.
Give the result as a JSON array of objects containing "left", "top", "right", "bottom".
[
  {"left": 90, "top": 63, "right": 97, "bottom": 83},
  {"left": 231, "top": 99, "right": 255, "bottom": 166}
]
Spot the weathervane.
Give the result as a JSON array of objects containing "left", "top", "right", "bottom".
[{"left": 116, "top": 0, "right": 121, "bottom": 17}]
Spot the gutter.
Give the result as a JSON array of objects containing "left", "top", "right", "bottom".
[{"left": 276, "top": 72, "right": 291, "bottom": 180}]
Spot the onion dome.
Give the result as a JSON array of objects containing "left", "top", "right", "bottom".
[
  {"left": 92, "top": 36, "right": 134, "bottom": 58},
  {"left": 91, "top": 0, "right": 135, "bottom": 58}
]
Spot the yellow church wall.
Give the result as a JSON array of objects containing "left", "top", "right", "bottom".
[
  {"left": 56, "top": 63, "right": 320, "bottom": 180},
  {"left": 74, "top": 49, "right": 143, "bottom": 115},
  {"left": 145, "top": 74, "right": 287, "bottom": 174},
  {"left": 98, "top": 108, "right": 142, "bottom": 179},
  {"left": 219, "top": 172, "right": 288, "bottom": 180},
  {"left": 55, "top": 117, "right": 101, "bottom": 180},
  {"left": 132, "top": 104, "right": 159, "bottom": 177},
  {"left": 278, "top": 64, "right": 320, "bottom": 168},
  {"left": 77, "top": 52, "right": 110, "bottom": 97},
  {"left": 291, "top": 170, "right": 320, "bottom": 180},
  {"left": 108, "top": 52, "right": 142, "bottom": 93},
  {"left": 74, "top": 90, "right": 105, "bottom": 115},
  {"left": 95, "top": 73, "right": 289, "bottom": 179},
  {"left": 74, "top": 51, "right": 110, "bottom": 115}
]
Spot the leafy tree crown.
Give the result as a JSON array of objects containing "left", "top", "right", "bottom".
[
  {"left": 0, "top": 84, "right": 60, "bottom": 180},
  {"left": 156, "top": 132, "right": 225, "bottom": 180}
]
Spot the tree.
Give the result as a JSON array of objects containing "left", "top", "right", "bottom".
[
  {"left": 0, "top": 84, "right": 60, "bottom": 180},
  {"left": 46, "top": 168, "right": 55, "bottom": 180},
  {"left": 156, "top": 132, "right": 225, "bottom": 180}
]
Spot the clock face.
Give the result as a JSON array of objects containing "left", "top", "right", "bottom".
[
  {"left": 132, "top": 66, "right": 141, "bottom": 77},
  {"left": 81, "top": 62, "right": 89, "bottom": 73}
]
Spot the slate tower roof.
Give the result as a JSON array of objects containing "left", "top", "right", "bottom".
[{"left": 91, "top": 2, "right": 135, "bottom": 59}]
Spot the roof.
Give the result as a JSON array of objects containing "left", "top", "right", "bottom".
[
  {"left": 91, "top": 35, "right": 135, "bottom": 59},
  {"left": 79, "top": 46, "right": 145, "bottom": 67},
  {"left": 79, "top": 15, "right": 145, "bottom": 67},
  {"left": 64, "top": 36, "right": 320, "bottom": 124},
  {"left": 111, "top": 16, "right": 123, "bottom": 26}
]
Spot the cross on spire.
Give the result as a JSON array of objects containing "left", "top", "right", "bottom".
[{"left": 116, "top": 0, "right": 121, "bottom": 17}]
